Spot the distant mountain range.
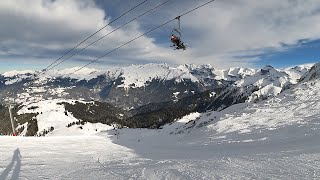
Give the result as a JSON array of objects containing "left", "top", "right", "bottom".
[{"left": 0, "top": 63, "right": 315, "bottom": 135}]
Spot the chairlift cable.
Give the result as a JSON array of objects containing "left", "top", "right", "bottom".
[
  {"left": 40, "top": 0, "right": 150, "bottom": 74},
  {"left": 44, "top": 0, "right": 171, "bottom": 73},
  {"left": 68, "top": 0, "right": 215, "bottom": 76}
]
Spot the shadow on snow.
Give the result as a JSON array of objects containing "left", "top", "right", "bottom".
[{"left": 0, "top": 148, "right": 21, "bottom": 180}]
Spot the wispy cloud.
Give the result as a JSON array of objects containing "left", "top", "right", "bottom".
[{"left": 0, "top": 0, "right": 320, "bottom": 72}]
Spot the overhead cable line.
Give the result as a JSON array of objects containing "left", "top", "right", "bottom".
[
  {"left": 44, "top": 0, "right": 171, "bottom": 73},
  {"left": 40, "top": 0, "right": 150, "bottom": 74},
  {"left": 68, "top": 0, "right": 215, "bottom": 76}
]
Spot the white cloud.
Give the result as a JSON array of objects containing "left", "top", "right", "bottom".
[
  {"left": 0, "top": 0, "right": 104, "bottom": 43},
  {"left": 179, "top": 0, "right": 320, "bottom": 66},
  {"left": 1, "top": 0, "right": 320, "bottom": 72},
  {"left": 0, "top": 0, "right": 189, "bottom": 70}
]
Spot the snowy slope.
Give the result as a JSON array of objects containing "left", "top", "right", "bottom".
[
  {"left": 158, "top": 73, "right": 320, "bottom": 151},
  {"left": 2, "top": 68, "right": 320, "bottom": 179},
  {"left": 0, "top": 63, "right": 311, "bottom": 111},
  {"left": 2, "top": 63, "right": 315, "bottom": 136},
  {"left": 0, "top": 136, "right": 139, "bottom": 180},
  {"left": 0, "top": 63, "right": 314, "bottom": 133},
  {"left": 226, "top": 64, "right": 315, "bottom": 102},
  {"left": 284, "top": 63, "right": 314, "bottom": 83},
  {"left": 2, "top": 133, "right": 320, "bottom": 179},
  {"left": 235, "top": 65, "right": 291, "bottom": 101},
  {"left": 17, "top": 99, "right": 113, "bottom": 136},
  {"left": 300, "top": 62, "right": 320, "bottom": 82},
  {"left": 101, "top": 72, "right": 320, "bottom": 179},
  {"left": 108, "top": 65, "right": 320, "bottom": 174},
  {"left": 214, "top": 67, "right": 257, "bottom": 81}
]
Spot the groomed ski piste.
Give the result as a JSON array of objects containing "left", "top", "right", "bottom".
[{"left": 2, "top": 73, "right": 320, "bottom": 179}]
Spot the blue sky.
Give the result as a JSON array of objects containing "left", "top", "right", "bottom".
[
  {"left": 258, "top": 40, "right": 320, "bottom": 68},
  {"left": 0, "top": 0, "right": 320, "bottom": 73},
  {"left": 237, "top": 40, "right": 320, "bottom": 68}
]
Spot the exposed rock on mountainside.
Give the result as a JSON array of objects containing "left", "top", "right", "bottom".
[{"left": 0, "top": 63, "right": 314, "bottom": 135}]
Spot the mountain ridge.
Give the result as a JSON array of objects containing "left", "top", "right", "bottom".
[{"left": 0, "top": 62, "right": 315, "bottom": 136}]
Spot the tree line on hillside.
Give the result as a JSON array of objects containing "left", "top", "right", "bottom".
[
  {"left": 0, "top": 104, "right": 38, "bottom": 136},
  {"left": 3, "top": 83, "right": 266, "bottom": 136}
]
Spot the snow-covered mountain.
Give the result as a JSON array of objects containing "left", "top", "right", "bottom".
[
  {"left": 300, "top": 62, "right": 320, "bottom": 82},
  {"left": 0, "top": 63, "right": 312, "bottom": 105},
  {"left": 0, "top": 63, "right": 315, "bottom": 136},
  {"left": 2, "top": 63, "right": 320, "bottom": 179}
]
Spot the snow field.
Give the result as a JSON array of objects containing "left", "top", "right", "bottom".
[
  {"left": 18, "top": 99, "right": 114, "bottom": 136},
  {"left": 1, "top": 64, "right": 320, "bottom": 179}
]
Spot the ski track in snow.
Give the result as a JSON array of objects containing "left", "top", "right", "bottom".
[
  {"left": 0, "top": 136, "right": 138, "bottom": 180},
  {"left": 2, "top": 67, "right": 320, "bottom": 179},
  {"left": 1, "top": 134, "right": 320, "bottom": 179}
]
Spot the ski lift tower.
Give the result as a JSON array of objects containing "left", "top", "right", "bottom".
[
  {"left": 8, "top": 104, "right": 16, "bottom": 135},
  {"left": 7, "top": 98, "right": 16, "bottom": 136}
]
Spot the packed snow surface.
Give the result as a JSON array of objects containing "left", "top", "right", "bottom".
[
  {"left": 17, "top": 99, "right": 114, "bottom": 136},
  {"left": 2, "top": 78, "right": 320, "bottom": 179},
  {"left": 1, "top": 63, "right": 320, "bottom": 179}
]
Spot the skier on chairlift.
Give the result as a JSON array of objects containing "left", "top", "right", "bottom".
[
  {"left": 170, "top": 16, "right": 186, "bottom": 50},
  {"left": 171, "top": 34, "right": 181, "bottom": 47}
]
